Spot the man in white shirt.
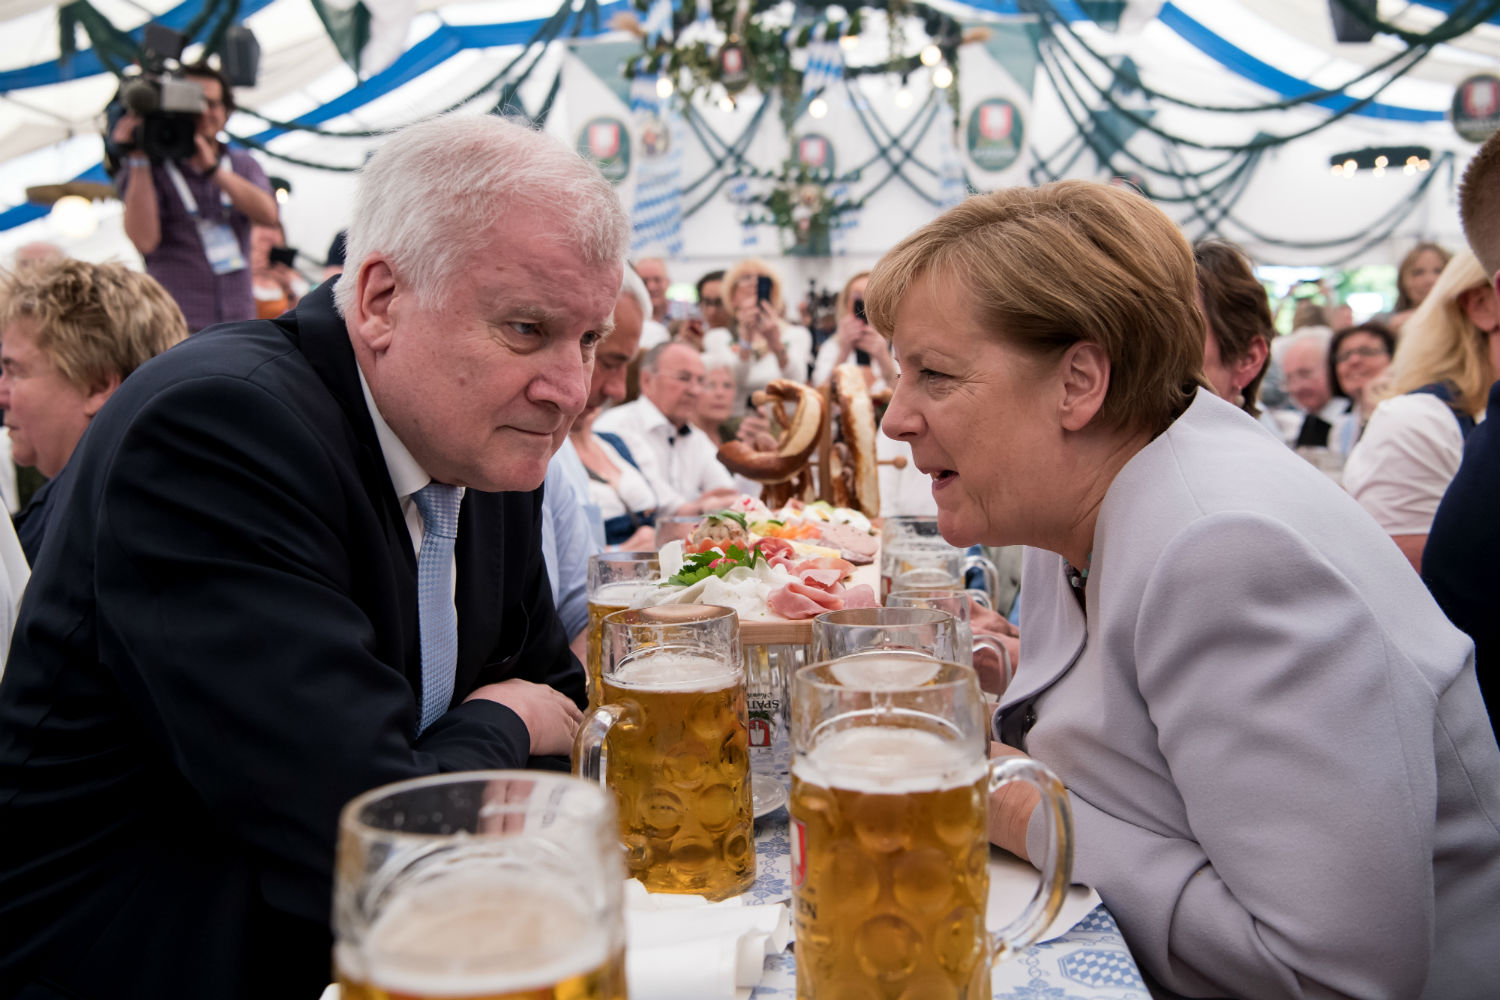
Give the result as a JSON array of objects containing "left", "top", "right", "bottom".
[
  {"left": 595, "top": 341, "right": 739, "bottom": 510},
  {"left": 1270, "top": 326, "right": 1352, "bottom": 453}
]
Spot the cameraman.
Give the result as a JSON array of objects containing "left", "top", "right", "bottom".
[{"left": 110, "top": 61, "right": 278, "bottom": 332}]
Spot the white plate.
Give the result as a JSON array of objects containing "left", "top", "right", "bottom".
[{"left": 753, "top": 773, "right": 788, "bottom": 817}]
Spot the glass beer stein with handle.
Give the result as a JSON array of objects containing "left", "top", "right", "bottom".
[
  {"left": 586, "top": 552, "right": 660, "bottom": 710},
  {"left": 335, "top": 771, "right": 627, "bottom": 1000},
  {"left": 811, "top": 606, "right": 960, "bottom": 662},
  {"left": 881, "top": 515, "right": 1000, "bottom": 606},
  {"left": 575, "top": 604, "right": 755, "bottom": 901},
  {"left": 886, "top": 588, "right": 1014, "bottom": 693},
  {"left": 789, "top": 655, "right": 1073, "bottom": 999}
]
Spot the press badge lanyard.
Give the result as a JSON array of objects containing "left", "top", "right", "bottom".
[{"left": 164, "top": 160, "right": 246, "bottom": 276}]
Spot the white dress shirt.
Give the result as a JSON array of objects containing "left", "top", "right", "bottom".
[
  {"left": 593, "top": 396, "right": 735, "bottom": 509},
  {"left": 358, "top": 370, "right": 463, "bottom": 591}
]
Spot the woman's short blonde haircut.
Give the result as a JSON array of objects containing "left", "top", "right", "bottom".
[
  {"left": 0, "top": 259, "right": 188, "bottom": 392},
  {"left": 722, "top": 258, "right": 787, "bottom": 313},
  {"left": 1380, "top": 249, "right": 1494, "bottom": 417},
  {"left": 835, "top": 270, "right": 871, "bottom": 320},
  {"left": 866, "top": 180, "right": 1204, "bottom": 435}
]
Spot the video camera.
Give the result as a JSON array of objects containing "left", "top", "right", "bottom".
[{"left": 105, "top": 24, "right": 205, "bottom": 167}]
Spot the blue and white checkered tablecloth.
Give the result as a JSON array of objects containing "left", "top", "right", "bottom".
[{"left": 747, "top": 799, "right": 1149, "bottom": 999}]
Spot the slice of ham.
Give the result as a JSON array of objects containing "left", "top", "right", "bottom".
[
  {"left": 839, "top": 584, "right": 878, "bottom": 609},
  {"left": 794, "top": 556, "right": 856, "bottom": 579},
  {"left": 767, "top": 579, "right": 845, "bottom": 620},
  {"left": 795, "top": 567, "right": 846, "bottom": 592},
  {"left": 817, "top": 522, "right": 879, "bottom": 564}
]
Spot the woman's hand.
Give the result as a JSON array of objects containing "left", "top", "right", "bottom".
[
  {"left": 616, "top": 525, "right": 655, "bottom": 551},
  {"left": 971, "top": 599, "right": 1019, "bottom": 638},
  {"left": 988, "top": 742, "right": 1042, "bottom": 860}
]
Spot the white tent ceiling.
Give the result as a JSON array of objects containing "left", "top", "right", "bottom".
[{"left": 0, "top": 0, "right": 1495, "bottom": 279}]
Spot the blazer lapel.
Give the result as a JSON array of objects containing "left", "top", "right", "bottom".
[{"left": 999, "top": 548, "right": 1088, "bottom": 711}]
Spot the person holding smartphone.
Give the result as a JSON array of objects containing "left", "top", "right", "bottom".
[
  {"left": 703, "top": 259, "right": 813, "bottom": 415},
  {"left": 810, "top": 271, "right": 898, "bottom": 389}
]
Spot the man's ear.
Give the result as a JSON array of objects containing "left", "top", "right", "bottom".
[
  {"left": 349, "top": 257, "right": 399, "bottom": 354},
  {"left": 83, "top": 372, "right": 123, "bottom": 418},
  {"left": 1233, "top": 335, "right": 1271, "bottom": 394},
  {"left": 1057, "top": 341, "right": 1110, "bottom": 432},
  {"left": 1460, "top": 284, "right": 1499, "bottom": 334}
]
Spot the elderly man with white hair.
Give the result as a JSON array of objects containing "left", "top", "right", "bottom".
[
  {"left": 1266, "top": 325, "right": 1353, "bottom": 455},
  {"left": 0, "top": 115, "right": 629, "bottom": 998}
]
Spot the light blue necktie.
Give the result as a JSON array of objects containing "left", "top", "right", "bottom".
[{"left": 411, "top": 482, "right": 462, "bottom": 736}]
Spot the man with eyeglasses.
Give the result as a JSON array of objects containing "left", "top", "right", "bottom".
[
  {"left": 594, "top": 341, "right": 739, "bottom": 512},
  {"left": 697, "top": 270, "right": 733, "bottom": 331},
  {"left": 1272, "top": 326, "right": 1353, "bottom": 455},
  {"left": 110, "top": 61, "right": 279, "bottom": 332}
]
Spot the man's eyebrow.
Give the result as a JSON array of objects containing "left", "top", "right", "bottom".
[{"left": 596, "top": 315, "right": 616, "bottom": 340}]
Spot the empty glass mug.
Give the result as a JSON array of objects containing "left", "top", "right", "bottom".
[
  {"left": 811, "top": 606, "right": 959, "bottom": 662},
  {"left": 335, "top": 771, "right": 627, "bottom": 1000},
  {"left": 881, "top": 515, "right": 1000, "bottom": 605},
  {"left": 586, "top": 552, "right": 660, "bottom": 709},
  {"left": 886, "top": 588, "right": 1014, "bottom": 693},
  {"left": 575, "top": 604, "right": 755, "bottom": 901},
  {"left": 789, "top": 655, "right": 1073, "bottom": 999}
]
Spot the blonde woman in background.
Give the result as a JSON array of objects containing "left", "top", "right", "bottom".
[
  {"left": 704, "top": 258, "right": 812, "bottom": 413},
  {"left": 1344, "top": 249, "right": 1498, "bottom": 572},
  {"left": 810, "top": 270, "right": 898, "bottom": 389}
]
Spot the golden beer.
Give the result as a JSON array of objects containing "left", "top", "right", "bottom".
[
  {"left": 790, "top": 727, "right": 991, "bottom": 999},
  {"left": 600, "top": 652, "right": 756, "bottom": 899},
  {"left": 585, "top": 582, "right": 654, "bottom": 710},
  {"left": 337, "top": 870, "right": 626, "bottom": 1000}
]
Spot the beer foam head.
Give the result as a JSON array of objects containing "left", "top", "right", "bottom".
[
  {"left": 610, "top": 650, "right": 739, "bottom": 691},
  {"left": 594, "top": 580, "right": 658, "bottom": 605},
  {"left": 353, "top": 868, "right": 609, "bottom": 995},
  {"left": 797, "top": 726, "right": 982, "bottom": 793}
]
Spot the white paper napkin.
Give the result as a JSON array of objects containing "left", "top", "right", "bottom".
[
  {"left": 986, "top": 846, "right": 1101, "bottom": 942},
  {"left": 624, "top": 880, "right": 791, "bottom": 1000}
]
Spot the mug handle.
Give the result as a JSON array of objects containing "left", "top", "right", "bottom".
[
  {"left": 965, "top": 588, "right": 993, "bottom": 610},
  {"left": 573, "top": 702, "right": 627, "bottom": 782},
  {"left": 986, "top": 756, "right": 1073, "bottom": 963},
  {"left": 964, "top": 554, "right": 1001, "bottom": 607},
  {"left": 971, "top": 635, "right": 1014, "bottom": 695}
]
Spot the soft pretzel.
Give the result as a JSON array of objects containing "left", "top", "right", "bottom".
[
  {"left": 830, "top": 365, "right": 880, "bottom": 516},
  {"left": 717, "top": 380, "right": 825, "bottom": 484}
]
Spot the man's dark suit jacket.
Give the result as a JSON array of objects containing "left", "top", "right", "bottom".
[{"left": 0, "top": 284, "right": 585, "bottom": 999}]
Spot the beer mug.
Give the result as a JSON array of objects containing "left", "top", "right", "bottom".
[
  {"left": 335, "top": 771, "right": 627, "bottom": 1000},
  {"left": 789, "top": 655, "right": 1073, "bottom": 999},
  {"left": 881, "top": 516, "right": 1000, "bottom": 605},
  {"left": 587, "top": 552, "right": 660, "bottom": 709},
  {"left": 886, "top": 589, "right": 1013, "bottom": 690},
  {"left": 576, "top": 604, "right": 755, "bottom": 900},
  {"left": 811, "top": 606, "right": 959, "bottom": 661},
  {"left": 652, "top": 514, "right": 703, "bottom": 548}
]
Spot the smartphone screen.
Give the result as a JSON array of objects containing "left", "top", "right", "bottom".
[
  {"left": 756, "top": 275, "right": 773, "bottom": 304},
  {"left": 853, "top": 298, "right": 867, "bottom": 323}
]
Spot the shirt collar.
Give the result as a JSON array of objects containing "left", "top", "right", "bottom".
[
  {"left": 358, "top": 366, "right": 436, "bottom": 500},
  {"left": 635, "top": 396, "right": 692, "bottom": 440}
]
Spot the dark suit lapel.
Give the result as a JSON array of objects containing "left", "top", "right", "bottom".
[{"left": 288, "top": 283, "right": 421, "bottom": 692}]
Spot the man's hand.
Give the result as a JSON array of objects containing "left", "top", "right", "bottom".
[
  {"left": 190, "top": 133, "right": 220, "bottom": 173},
  {"left": 970, "top": 598, "right": 1019, "bottom": 638},
  {"left": 111, "top": 112, "right": 142, "bottom": 149},
  {"left": 464, "top": 678, "right": 583, "bottom": 756}
]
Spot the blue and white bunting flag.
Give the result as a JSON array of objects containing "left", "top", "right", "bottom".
[
  {"left": 801, "top": 22, "right": 844, "bottom": 100},
  {"left": 628, "top": 66, "right": 684, "bottom": 255}
]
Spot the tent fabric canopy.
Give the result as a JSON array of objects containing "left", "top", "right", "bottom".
[{"left": 0, "top": 0, "right": 1495, "bottom": 269}]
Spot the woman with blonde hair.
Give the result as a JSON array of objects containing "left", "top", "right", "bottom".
[
  {"left": 810, "top": 270, "right": 898, "bottom": 389},
  {"left": 871, "top": 178, "right": 1498, "bottom": 999},
  {"left": 704, "top": 258, "right": 812, "bottom": 413},
  {"left": 1344, "top": 249, "right": 1498, "bottom": 571}
]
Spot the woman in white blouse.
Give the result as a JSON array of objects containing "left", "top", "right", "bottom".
[
  {"left": 1345, "top": 249, "right": 1499, "bottom": 571},
  {"left": 703, "top": 259, "right": 812, "bottom": 412}
]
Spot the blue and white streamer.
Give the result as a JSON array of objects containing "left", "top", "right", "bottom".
[
  {"left": 696, "top": 0, "right": 712, "bottom": 25},
  {"left": 730, "top": 175, "right": 759, "bottom": 249},
  {"left": 628, "top": 65, "right": 685, "bottom": 255},
  {"left": 829, "top": 177, "right": 855, "bottom": 256},
  {"left": 642, "top": 0, "right": 673, "bottom": 46},
  {"left": 800, "top": 22, "right": 845, "bottom": 100},
  {"left": 939, "top": 123, "right": 967, "bottom": 208}
]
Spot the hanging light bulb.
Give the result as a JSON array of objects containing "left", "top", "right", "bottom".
[
  {"left": 49, "top": 195, "right": 97, "bottom": 240},
  {"left": 808, "top": 96, "right": 829, "bottom": 119},
  {"left": 718, "top": 94, "right": 736, "bottom": 112},
  {"left": 895, "top": 86, "right": 914, "bottom": 109},
  {"left": 1372, "top": 165, "right": 1385, "bottom": 177},
  {"left": 920, "top": 44, "right": 942, "bottom": 66},
  {"left": 1343, "top": 159, "right": 1358, "bottom": 173},
  {"left": 932, "top": 65, "right": 954, "bottom": 89},
  {"left": 1331, "top": 164, "right": 1343, "bottom": 177},
  {"left": 839, "top": 31, "right": 859, "bottom": 50},
  {"left": 1403, "top": 163, "right": 1416, "bottom": 175},
  {"left": 1374, "top": 155, "right": 1388, "bottom": 168},
  {"left": 656, "top": 75, "right": 674, "bottom": 99},
  {"left": 1418, "top": 159, "right": 1430, "bottom": 171}
]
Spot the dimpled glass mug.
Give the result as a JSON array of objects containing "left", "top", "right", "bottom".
[
  {"left": 335, "top": 771, "right": 627, "bottom": 1000},
  {"left": 789, "top": 654, "right": 1073, "bottom": 999},
  {"left": 575, "top": 603, "right": 755, "bottom": 901}
]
